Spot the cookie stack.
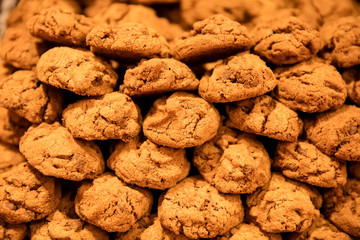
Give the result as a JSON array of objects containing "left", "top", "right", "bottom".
[{"left": 0, "top": 0, "right": 359, "bottom": 239}]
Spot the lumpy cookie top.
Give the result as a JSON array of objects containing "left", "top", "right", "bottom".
[
  {"left": 304, "top": 104, "right": 360, "bottom": 161},
  {"left": 62, "top": 92, "right": 141, "bottom": 141},
  {"left": 158, "top": 176, "right": 244, "bottom": 239},
  {"left": 75, "top": 173, "right": 153, "bottom": 233},
  {"left": 122, "top": 58, "right": 199, "bottom": 97},
  {"left": 36, "top": 47, "right": 118, "bottom": 96},
  {"left": 107, "top": 136, "right": 190, "bottom": 189},
  {"left": 193, "top": 126, "right": 271, "bottom": 194},
  {"left": 114, "top": 215, "right": 155, "bottom": 240},
  {"left": 0, "top": 220, "right": 27, "bottom": 240},
  {"left": 213, "top": 223, "right": 282, "bottom": 240},
  {"left": 139, "top": 217, "right": 190, "bottom": 240},
  {"left": 199, "top": 53, "right": 277, "bottom": 103},
  {"left": 246, "top": 172, "right": 322, "bottom": 233},
  {"left": 0, "top": 142, "right": 25, "bottom": 173},
  {"left": 173, "top": 14, "right": 252, "bottom": 63},
  {"left": 273, "top": 140, "right": 347, "bottom": 188},
  {"left": 26, "top": 7, "right": 95, "bottom": 47},
  {"left": 0, "top": 70, "right": 63, "bottom": 124},
  {"left": 342, "top": 67, "right": 360, "bottom": 106},
  {"left": 86, "top": 23, "right": 171, "bottom": 62},
  {"left": 225, "top": 95, "right": 303, "bottom": 142},
  {"left": 143, "top": 92, "right": 220, "bottom": 148},
  {"left": 251, "top": 16, "right": 321, "bottom": 65},
  {"left": 274, "top": 59, "right": 347, "bottom": 113},
  {"left": 19, "top": 122, "right": 105, "bottom": 181},
  {"left": 0, "top": 107, "right": 30, "bottom": 146},
  {"left": 320, "top": 16, "right": 360, "bottom": 68},
  {"left": 0, "top": 162, "right": 61, "bottom": 224}
]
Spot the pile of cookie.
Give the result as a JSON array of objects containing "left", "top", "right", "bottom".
[{"left": 0, "top": 0, "right": 359, "bottom": 239}]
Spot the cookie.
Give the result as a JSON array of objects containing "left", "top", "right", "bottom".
[
  {"left": 75, "top": 172, "right": 153, "bottom": 232},
  {"left": 0, "top": 162, "right": 61, "bottom": 224},
  {"left": 0, "top": 220, "right": 27, "bottom": 240},
  {"left": 342, "top": 67, "right": 360, "bottom": 106},
  {"left": 121, "top": 58, "right": 199, "bottom": 97},
  {"left": 287, "top": 214, "right": 352, "bottom": 240},
  {"left": 19, "top": 122, "right": 105, "bottom": 181},
  {"left": 0, "top": 142, "right": 25, "bottom": 173},
  {"left": 114, "top": 215, "right": 155, "bottom": 240},
  {"left": 86, "top": 23, "right": 171, "bottom": 62},
  {"left": 349, "top": 161, "right": 360, "bottom": 179},
  {"left": 0, "top": 107, "right": 30, "bottom": 146},
  {"left": 0, "top": 27, "right": 49, "bottom": 70},
  {"left": 213, "top": 223, "right": 282, "bottom": 240},
  {"left": 139, "top": 217, "right": 190, "bottom": 240},
  {"left": 273, "top": 140, "right": 347, "bottom": 188},
  {"left": 246, "top": 172, "right": 322, "bottom": 233},
  {"left": 193, "top": 126, "right": 271, "bottom": 194},
  {"left": 198, "top": 53, "right": 277, "bottom": 103},
  {"left": 304, "top": 104, "right": 360, "bottom": 161},
  {"left": 62, "top": 92, "right": 141, "bottom": 141},
  {"left": 225, "top": 95, "right": 303, "bottom": 142},
  {"left": 323, "top": 178, "right": 360, "bottom": 236},
  {"left": 36, "top": 47, "right": 118, "bottom": 96},
  {"left": 251, "top": 16, "right": 321, "bottom": 65},
  {"left": 108, "top": 136, "right": 190, "bottom": 189},
  {"left": 0, "top": 70, "right": 63, "bottom": 123},
  {"left": 273, "top": 59, "right": 347, "bottom": 113},
  {"left": 143, "top": 92, "right": 220, "bottom": 148},
  {"left": 173, "top": 14, "right": 252, "bottom": 63},
  {"left": 158, "top": 176, "right": 244, "bottom": 239},
  {"left": 26, "top": 7, "right": 95, "bottom": 47},
  {"left": 319, "top": 16, "right": 360, "bottom": 68}
]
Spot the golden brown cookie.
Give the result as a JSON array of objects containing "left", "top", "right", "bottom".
[
  {"left": 349, "top": 161, "right": 360, "bottom": 179},
  {"left": 199, "top": 53, "right": 277, "bottom": 103},
  {"left": 213, "top": 223, "right": 282, "bottom": 240},
  {"left": 0, "top": 142, "right": 25, "bottom": 174},
  {"left": 36, "top": 47, "right": 118, "bottom": 96},
  {"left": 225, "top": 95, "right": 303, "bottom": 142},
  {"left": 0, "top": 162, "right": 61, "bottom": 224},
  {"left": 86, "top": 23, "right": 171, "bottom": 62},
  {"left": 251, "top": 16, "right": 321, "bottom": 65},
  {"left": 193, "top": 126, "right": 271, "bottom": 194},
  {"left": 273, "top": 59, "right": 347, "bottom": 113},
  {"left": 75, "top": 172, "right": 153, "bottom": 232},
  {"left": 114, "top": 215, "right": 155, "bottom": 240},
  {"left": 342, "top": 67, "right": 360, "bottom": 106},
  {"left": 62, "top": 92, "right": 141, "bottom": 141},
  {"left": 304, "top": 104, "right": 360, "bottom": 161},
  {"left": 173, "top": 15, "right": 252, "bottom": 63},
  {"left": 323, "top": 178, "right": 360, "bottom": 236},
  {"left": 273, "top": 140, "right": 347, "bottom": 188},
  {"left": 0, "top": 220, "right": 27, "bottom": 240},
  {"left": 139, "top": 217, "right": 190, "bottom": 240},
  {"left": 143, "top": 92, "right": 220, "bottom": 148},
  {"left": 121, "top": 58, "right": 199, "bottom": 97},
  {"left": 0, "top": 70, "right": 63, "bottom": 124},
  {"left": 0, "top": 107, "right": 30, "bottom": 146},
  {"left": 246, "top": 172, "right": 322, "bottom": 233},
  {"left": 26, "top": 7, "right": 95, "bottom": 47},
  {"left": 19, "top": 122, "right": 105, "bottom": 181},
  {"left": 107, "top": 136, "right": 190, "bottom": 189},
  {"left": 158, "top": 176, "right": 244, "bottom": 239}
]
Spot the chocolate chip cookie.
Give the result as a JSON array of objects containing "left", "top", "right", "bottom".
[
  {"left": 0, "top": 107, "right": 30, "bottom": 146},
  {"left": 0, "top": 142, "right": 25, "bottom": 173},
  {"left": 342, "top": 67, "right": 360, "bottom": 106}
]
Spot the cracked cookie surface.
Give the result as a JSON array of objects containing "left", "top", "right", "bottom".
[
  {"left": 19, "top": 122, "right": 105, "bottom": 181},
  {"left": 342, "top": 67, "right": 360, "bottom": 106},
  {"left": 0, "top": 220, "right": 27, "bottom": 240},
  {"left": 114, "top": 214, "right": 155, "bottom": 240},
  {"left": 36, "top": 47, "right": 118, "bottom": 96},
  {"left": 0, "top": 142, "right": 25, "bottom": 174},
  {"left": 143, "top": 92, "right": 220, "bottom": 148},
  {"left": 139, "top": 217, "right": 189, "bottom": 240},
  {"left": 0, "top": 107, "right": 30, "bottom": 146}
]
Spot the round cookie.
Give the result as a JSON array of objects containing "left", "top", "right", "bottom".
[
  {"left": 0, "top": 107, "right": 30, "bottom": 146},
  {"left": 273, "top": 140, "right": 347, "bottom": 188},
  {"left": 342, "top": 67, "right": 360, "bottom": 106},
  {"left": 36, "top": 47, "right": 118, "bottom": 96},
  {"left": 225, "top": 95, "right": 303, "bottom": 142},
  {"left": 213, "top": 223, "right": 282, "bottom": 240},
  {"left": 273, "top": 59, "right": 347, "bottom": 113},
  {"left": 0, "top": 142, "right": 25, "bottom": 173},
  {"left": 349, "top": 161, "right": 360, "bottom": 179},
  {"left": 0, "top": 70, "right": 63, "bottom": 123},
  {"left": 304, "top": 104, "right": 360, "bottom": 161},
  {"left": 198, "top": 53, "right": 277, "bottom": 103},
  {"left": 0, "top": 162, "right": 61, "bottom": 224},
  {"left": 143, "top": 92, "right": 220, "bottom": 148},
  {"left": 323, "top": 178, "right": 360, "bottom": 236},
  {"left": 26, "top": 7, "right": 95, "bottom": 47},
  {"left": 75, "top": 173, "right": 153, "bottom": 233},
  {"left": 19, "top": 122, "right": 105, "bottom": 181},
  {"left": 0, "top": 220, "right": 27, "bottom": 240},
  {"left": 62, "top": 92, "right": 141, "bottom": 141},
  {"left": 107, "top": 136, "right": 190, "bottom": 189},
  {"left": 173, "top": 15, "right": 252, "bottom": 63},
  {"left": 320, "top": 16, "right": 360, "bottom": 68},
  {"left": 122, "top": 58, "right": 199, "bottom": 97},
  {"left": 246, "top": 172, "right": 322, "bottom": 233},
  {"left": 158, "top": 176, "right": 244, "bottom": 239},
  {"left": 251, "top": 16, "right": 321, "bottom": 65},
  {"left": 139, "top": 217, "right": 190, "bottom": 240},
  {"left": 193, "top": 126, "right": 271, "bottom": 194},
  {"left": 86, "top": 23, "right": 170, "bottom": 62},
  {"left": 114, "top": 215, "right": 155, "bottom": 240}
]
